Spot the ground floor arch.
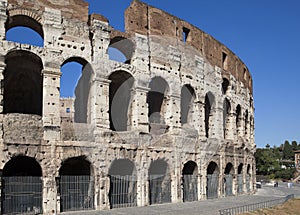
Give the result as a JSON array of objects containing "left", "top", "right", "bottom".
[
  {"left": 224, "top": 163, "right": 234, "bottom": 196},
  {"left": 1, "top": 156, "right": 43, "bottom": 214},
  {"left": 108, "top": 159, "right": 137, "bottom": 208},
  {"left": 246, "top": 164, "right": 251, "bottom": 193},
  {"left": 182, "top": 161, "right": 198, "bottom": 202},
  {"left": 58, "top": 156, "right": 94, "bottom": 212},
  {"left": 237, "top": 163, "right": 244, "bottom": 194},
  {"left": 148, "top": 159, "right": 171, "bottom": 205},
  {"left": 206, "top": 161, "right": 219, "bottom": 199}
]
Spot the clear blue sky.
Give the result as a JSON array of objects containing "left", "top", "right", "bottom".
[
  {"left": 86, "top": 0, "right": 300, "bottom": 149},
  {"left": 6, "top": 0, "right": 300, "bottom": 148}
]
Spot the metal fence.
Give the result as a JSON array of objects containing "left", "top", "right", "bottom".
[
  {"left": 224, "top": 174, "right": 233, "bottom": 196},
  {"left": 59, "top": 175, "right": 94, "bottom": 212},
  {"left": 183, "top": 175, "right": 198, "bottom": 202},
  {"left": 219, "top": 194, "right": 295, "bottom": 215},
  {"left": 246, "top": 175, "right": 250, "bottom": 193},
  {"left": 207, "top": 174, "right": 219, "bottom": 199},
  {"left": 237, "top": 174, "right": 243, "bottom": 194},
  {"left": 1, "top": 176, "right": 43, "bottom": 214},
  {"left": 109, "top": 175, "right": 137, "bottom": 208},
  {"left": 149, "top": 174, "right": 171, "bottom": 205}
]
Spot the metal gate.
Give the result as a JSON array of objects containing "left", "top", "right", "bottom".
[
  {"left": 1, "top": 176, "right": 43, "bottom": 214},
  {"left": 246, "top": 174, "right": 250, "bottom": 193},
  {"left": 183, "top": 175, "right": 198, "bottom": 202},
  {"left": 237, "top": 174, "right": 243, "bottom": 194},
  {"left": 206, "top": 174, "right": 219, "bottom": 199},
  {"left": 149, "top": 175, "right": 171, "bottom": 205},
  {"left": 59, "top": 175, "right": 94, "bottom": 212},
  {"left": 224, "top": 174, "right": 233, "bottom": 196},
  {"left": 109, "top": 175, "right": 137, "bottom": 208}
]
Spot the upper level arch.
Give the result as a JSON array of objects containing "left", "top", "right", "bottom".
[
  {"left": 109, "top": 70, "right": 134, "bottom": 131},
  {"left": 5, "top": 9, "right": 44, "bottom": 46},
  {"left": 204, "top": 92, "right": 215, "bottom": 138},
  {"left": 181, "top": 84, "right": 196, "bottom": 125},
  {"left": 60, "top": 57, "right": 94, "bottom": 123},
  {"left": 3, "top": 50, "right": 43, "bottom": 115},
  {"left": 147, "top": 76, "right": 169, "bottom": 125},
  {"left": 109, "top": 32, "right": 135, "bottom": 63}
]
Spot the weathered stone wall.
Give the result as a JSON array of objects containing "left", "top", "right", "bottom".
[{"left": 0, "top": 0, "right": 256, "bottom": 213}]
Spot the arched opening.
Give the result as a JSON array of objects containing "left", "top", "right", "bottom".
[
  {"left": 180, "top": 85, "right": 196, "bottom": 125},
  {"left": 244, "top": 110, "right": 249, "bottom": 139},
  {"left": 60, "top": 58, "right": 93, "bottom": 123},
  {"left": 206, "top": 161, "right": 219, "bottom": 199},
  {"left": 148, "top": 159, "right": 171, "bottom": 205},
  {"left": 59, "top": 157, "right": 94, "bottom": 212},
  {"left": 182, "top": 161, "right": 198, "bottom": 202},
  {"left": 3, "top": 50, "right": 43, "bottom": 115},
  {"left": 5, "top": 15, "right": 44, "bottom": 47},
  {"left": 147, "top": 77, "right": 169, "bottom": 133},
  {"left": 222, "top": 78, "right": 229, "bottom": 95},
  {"left": 109, "top": 71, "right": 134, "bottom": 131},
  {"left": 2, "top": 156, "right": 43, "bottom": 214},
  {"left": 108, "top": 47, "right": 127, "bottom": 63},
  {"left": 224, "top": 163, "right": 234, "bottom": 196},
  {"left": 237, "top": 163, "right": 244, "bottom": 194},
  {"left": 223, "top": 98, "right": 231, "bottom": 139},
  {"left": 246, "top": 164, "right": 251, "bottom": 193},
  {"left": 108, "top": 159, "right": 137, "bottom": 208},
  {"left": 236, "top": 105, "right": 241, "bottom": 138},
  {"left": 108, "top": 36, "right": 134, "bottom": 64},
  {"left": 204, "top": 92, "right": 215, "bottom": 138}
]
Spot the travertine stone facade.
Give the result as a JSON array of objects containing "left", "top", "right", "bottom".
[{"left": 0, "top": 0, "right": 255, "bottom": 213}]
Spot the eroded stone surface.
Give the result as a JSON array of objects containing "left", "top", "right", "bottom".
[{"left": 0, "top": 0, "right": 255, "bottom": 213}]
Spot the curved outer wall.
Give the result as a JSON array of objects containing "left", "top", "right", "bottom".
[{"left": 0, "top": 0, "right": 255, "bottom": 213}]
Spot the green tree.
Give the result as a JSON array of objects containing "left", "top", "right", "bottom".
[
  {"left": 255, "top": 147, "right": 281, "bottom": 175},
  {"left": 283, "top": 140, "right": 294, "bottom": 160},
  {"left": 292, "top": 140, "right": 298, "bottom": 151}
]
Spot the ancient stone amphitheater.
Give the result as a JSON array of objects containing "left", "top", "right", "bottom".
[{"left": 0, "top": 0, "right": 256, "bottom": 213}]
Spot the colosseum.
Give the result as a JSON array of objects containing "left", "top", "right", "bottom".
[{"left": 0, "top": 0, "right": 255, "bottom": 214}]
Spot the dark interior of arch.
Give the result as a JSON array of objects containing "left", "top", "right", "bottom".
[
  {"left": 181, "top": 85, "right": 195, "bottom": 125},
  {"left": 183, "top": 161, "right": 197, "bottom": 175},
  {"left": 244, "top": 110, "right": 249, "bottom": 133},
  {"left": 236, "top": 105, "right": 241, "bottom": 127},
  {"left": 109, "top": 71, "right": 134, "bottom": 131},
  {"left": 5, "top": 15, "right": 44, "bottom": 39},
  {"left": 205, "top": 93, "right": 214, "bottom": 138},
  {"left": 223, "top": 99, "right": 231, "bottom": 137},
  {"left": 149, "top": 159, "right": 168, "bottom": 175},
  {"left": 224, "top": 163, "right": 234, "bottom": 174},
  {"left": 238, "top": 163, "right": 243, "bottom": 174},
  {"left": 147, "top": 77, "right": 168, "bottom": 124},
  {"left": 59, "top": 157, "right": 91, "bottom": 175},
  {"left": 247, "top": 164, "right": 251, "bottom": 174},
  {"left": 222, "top": 78, "right": 229, "bottom": 94},
  {"left": 109, "top": 159, "right": 135, "bottom": 176},
  {"left": 3, "top": 156, "right": 42, "bottom": 176},
  {"left": 4, "top": 50, "right": 43, "bottom": 115},
  {"left": 207, "top": 162, "right": 218, "bottom": 175}
]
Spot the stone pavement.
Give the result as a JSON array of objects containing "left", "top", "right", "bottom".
[{"left": 64, "top": 182, "right": 300, "bottom": 215}]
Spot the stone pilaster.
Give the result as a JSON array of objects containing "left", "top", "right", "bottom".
[
  {"left": 42, "top": 68, "right": 61, "bottom": 141},
  {"left": 128, "top": 85, "right": 149, "bottom": 133},
  {"left": 165, "top": 94, "right": 181, "bottom": 131},
  {"left": 0, "top": 0, "right": 7, "bottom": 40},
  {"left": 94, "top": 78, "right": 111, "bottom": 130}
]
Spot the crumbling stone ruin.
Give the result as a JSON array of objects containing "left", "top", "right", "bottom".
[{"left": 0, "top": 0, "right": 256, "bottom": 213}]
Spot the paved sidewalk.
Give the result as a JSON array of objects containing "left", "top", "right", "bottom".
[{"left": 63, "top": 182, "right": 300, "bottom": 215}]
